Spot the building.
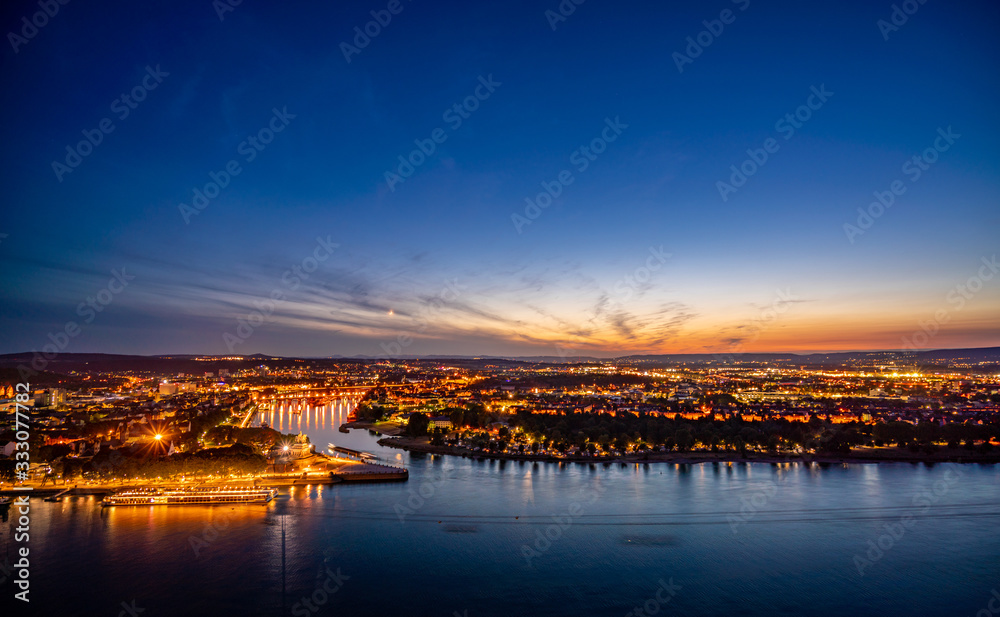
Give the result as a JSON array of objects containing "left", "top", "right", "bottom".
[
  {"left": 428, "top": 416, "right": 453, "bottom": 430},
  {"left": 159, "top": 383, "right": 178, "bottom": 396},
  {"left": 158, "top": 382, "right": 197, "bottom": 396}
]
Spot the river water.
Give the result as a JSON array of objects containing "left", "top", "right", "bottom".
[{"left": 4, "top": 400, "right": 999, "bottom": 616}]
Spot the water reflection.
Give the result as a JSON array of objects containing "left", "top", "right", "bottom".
[
  {"left": 255, "top": 397, "right": 357, "bottom": 433},
  {"left": 6, "top": 420, "right": 999, "bottom": 617}
]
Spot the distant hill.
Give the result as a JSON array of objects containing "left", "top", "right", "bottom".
[
  {"left": 0, "top": 347, "right": 996, "bottom": 376},
  {"left": 0, "top": 352, "right": 360, "bottom": 376},
  {"left": 611, "top": 347, "right": 1000, "bottom": 367}
]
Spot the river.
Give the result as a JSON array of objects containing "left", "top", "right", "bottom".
[{"left": 4, "top": 399, "right": 999, "bottom": 616}]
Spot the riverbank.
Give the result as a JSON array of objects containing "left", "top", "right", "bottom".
[
  {"left": 0, "top": 458, "right": 407, "bottom": 497},
  {"left": 341, "top": 420, "right": 403, "bottom": 436},
  {"left": 376, "top": 436, "right": 1000, "bottom": 465}
]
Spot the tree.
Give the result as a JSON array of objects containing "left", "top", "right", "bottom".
[
  {"left": 598, "top": 434, "right": 611, "bottom": 451},
  {"left": 674, "top": 429, "right": 694, "bottom": 452},
  {"left": 406, "top": 412, "right": 430, "bottom": 437},
  {"left": 738, "top": 427, "right": 759, "bottom": 450},
  {"left": 355, "top": 403, "right": 389, "bottom": 422},
  {"left": 0, "top": 459, "right": 15, "bottom": 482}
]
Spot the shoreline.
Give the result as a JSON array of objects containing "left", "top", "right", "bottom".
[
  {"left": 375, "top": 435, "right": 1000, "bottom": 465},
  {"left": 341, "top": 420, "right": 403, "bottom": 436}
]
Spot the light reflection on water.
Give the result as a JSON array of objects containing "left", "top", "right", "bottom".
[
  {"left": 5, "top": 416, "right": 999, "bottom": 617},
  {"left": 255, "top": 397, "right": 353, "bottom": 434}
]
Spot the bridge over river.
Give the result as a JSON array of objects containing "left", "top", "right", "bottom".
[{"left": 240, "top": 386, "right": 372, "bottom": 431}]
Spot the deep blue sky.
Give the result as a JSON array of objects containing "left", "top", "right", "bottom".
[{"left": 1, "top": 0, "right": 998, "bottom": 358}]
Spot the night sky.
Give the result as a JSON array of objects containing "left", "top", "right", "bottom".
[{"left": 1, "top": 0, "right": 998, "bottom": 358}]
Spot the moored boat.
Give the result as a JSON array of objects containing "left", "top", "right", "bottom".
[{"left": 102, "top": 485, "right": 278, "bottom": 507}]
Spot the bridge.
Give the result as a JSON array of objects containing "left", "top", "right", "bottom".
[
  {"left": 251, "top": 387, "right": 372, "bottom": 410},
  {"left": 247, "top": 386, "right": 373, "bottom": 432},
  {"left": 251, "top": 386, "right": 373, "bottom": 399}
]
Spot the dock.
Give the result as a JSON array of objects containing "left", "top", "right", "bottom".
[
  {"left": 332, "top": 462, "right": 408, "bottom": 482},
  {"left": 44, "top": 487, "right": 73, "bottom": 501},
  {"left": 0, "top": 485, "right": 107, "bottom": 498},
  {"left": 1, "top": 455, "right": 408, "bottom": 499},
  {"left": 328, "top": 444, "right": 379, "bottom": 461}
]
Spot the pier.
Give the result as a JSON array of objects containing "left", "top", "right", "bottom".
[
  {"left": 44, "top": 487, "right": 72, "bottom": 502},
  {"left": 328, "top": 444, "right": 379, "bottom": 461},
  {"left": 332, "top": 462, "right": 408, "bottom": 482}
]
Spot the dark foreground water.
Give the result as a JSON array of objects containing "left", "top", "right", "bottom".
[{"left": 4, "top": 406, "right": 999, "bottom": 616}]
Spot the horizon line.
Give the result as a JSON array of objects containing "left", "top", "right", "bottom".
[{"left": 2, "top": 345, "right": 998, "bottom": 361}]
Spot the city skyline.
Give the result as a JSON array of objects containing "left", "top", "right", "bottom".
[
  {"left": 2, "top": 0, "right": 998, "bottom": 358},
  {"left": 3, "top": 3, "right": 998, "bottom": 615}
]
